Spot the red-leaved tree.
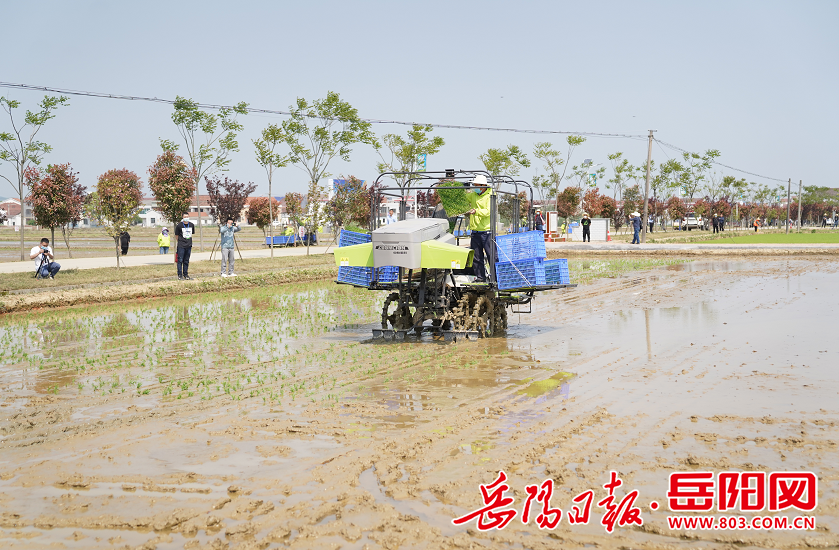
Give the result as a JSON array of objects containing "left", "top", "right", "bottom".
[
  {"left": 246, "top": 196, "right": 280, "bottom": 237},
  {"left": 25, "top": 163, "right": 86, "bottom": 257},
  {"left": 583, "top": 187, "right": 606, "bottom": 218},
  {"left": 206, "top": 176, "right": 256, "bottom": 224},
  {"left": 148, "top": 150, "right": 196, "bottom": 226},
  {"left": 666, "top": 196, "right": 687, "bottom": 229},
  {"left": 556, "top": 186, "right": 581, "bottom": 229},
  {"left": 87, "top": 169, "right": 143, "bottom": 268}
]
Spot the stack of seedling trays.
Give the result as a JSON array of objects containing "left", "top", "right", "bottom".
[
  {"left": 336, "top": 229, "right": 399, "bottom": 287},
  {"left": 495, "top": 231, "right": 569, "bottom": 289},
  {"left": 544, "top": 258, "right": 570, "bottom": 285}
]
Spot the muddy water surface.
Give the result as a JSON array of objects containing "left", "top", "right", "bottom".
[{"left": 1, "top": 260, "right": 837, "bottom": 549}]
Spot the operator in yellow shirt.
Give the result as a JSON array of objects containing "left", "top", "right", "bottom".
[{"left": 465, "top": 174, "right": 495, "bottom": 283}]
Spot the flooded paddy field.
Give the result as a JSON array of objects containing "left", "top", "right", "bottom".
[{"left": 0, "top": 258, "right": 837, "bottom": 549}]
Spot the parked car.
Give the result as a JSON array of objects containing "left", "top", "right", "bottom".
[{"left": 673, "top": 213, "right": 705, "bottom": 230}]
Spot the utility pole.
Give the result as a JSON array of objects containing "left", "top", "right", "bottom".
[
  {"left": 797, "top": 179, "right": 803, "bottom": 232},
  {"left": 641, "top": 130, "right": 655, "bottom": 243},
  {"left": 786, "top": 178, "right": 791, "bottom": 234}
]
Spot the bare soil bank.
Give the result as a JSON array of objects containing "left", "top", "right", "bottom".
[
  {"left": 0, "top": 259, "right": 837, "bottom": 549},
  {"left": 0, "top": 267, "right": 338, "bottom": 314}
]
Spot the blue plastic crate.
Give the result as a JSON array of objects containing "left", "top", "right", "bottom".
[
  {"left": 338, "top": 229, "right": 371, "bottom": 247},
  {"left": 337, "top": 266, "right": 372, "bottom": 287},
  {"left": 495, "top": 230, "right": 546, "bottom": 262},
  {"left": 374, "top": 265, "right": 400, "bottom": 283},
  {"left": 544, "top": 259, "right": 570, "bottom": 285},
  {"left": 496, "top": 258, "right": 546, "bottom": 290}
]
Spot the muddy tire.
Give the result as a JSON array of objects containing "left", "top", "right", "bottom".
[
  {"left": 492, "top": 302, "right": 508, "bottom": 333},
  {"left": 472, "top": 295, "right": 494, "bottom": 337},
  {"left": 382, "top": 293, "right": 413, "bottom": 330}
]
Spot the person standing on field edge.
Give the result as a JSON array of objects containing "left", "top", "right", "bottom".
[
  {"left": 120, "top": 231, "right": 130, "bottom": 255},
  {"left": 712, "top": 214, "right": 719, "bottom": 234},
  {"left": 648, "top": 213, "right": 654, "bottom": 234},
  {"left": 157, "top": 227, "right": 170, "bottom": 254},
  {"left": 175, "top": 212, "right": 195, "bottom": 280},
  {"left": 581, "top": 212, "right": 591, "bottom": 242},
  {"left": 630, "top": 211, "right": 642, "bottom": 244},
  {"left": 219, "top": 218, "right": 241, "bottom": 277},
  {"left": 535, "top": 208, "right": 545, "bottom": 232}
]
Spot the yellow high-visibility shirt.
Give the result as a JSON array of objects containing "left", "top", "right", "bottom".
[{"left": 466, "top": 188, "right": 495, "bottom": 232}]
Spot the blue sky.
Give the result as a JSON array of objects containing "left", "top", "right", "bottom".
[{"left": 2, "top": 0, "right": 836, "bottom": 199}]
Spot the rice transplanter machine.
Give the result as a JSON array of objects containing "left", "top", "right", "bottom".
[{"left": 335, "top": 169, "right": 575, "bottom": 341}]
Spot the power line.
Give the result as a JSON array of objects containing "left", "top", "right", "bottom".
[
  {"left": 655, "top": 138, "right": 788, "bottom": 183},
  {"left": 0, "top": 81, "right": 645, "bottom": 139},
  {"left": 1, "top": 81, "right": 790, "bottom": 182}
]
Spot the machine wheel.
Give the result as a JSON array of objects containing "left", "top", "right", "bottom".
[
  {"left": 492, "top": 302, "right": 508, "bottom": 333},
  {"left": 472, "top": 295, "right": 494, "bottom": 337},
  {"left": 382, "top": 292, "right": 413, "bottom": 330}
]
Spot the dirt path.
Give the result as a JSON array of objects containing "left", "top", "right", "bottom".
[{"left": 1, "top": 259, "right": 837, "bottom": 549}]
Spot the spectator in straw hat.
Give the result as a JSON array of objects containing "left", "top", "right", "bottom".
[
  {"left": 535, "top": 208, "right": 545, "bottom": 232},
  {"left": 630, "top": 211, "right": 642, "bottom": 244}
]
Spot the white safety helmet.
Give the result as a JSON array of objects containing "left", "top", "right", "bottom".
[{"left": 470, "top": 174, "right": 488, "bottom": 187}]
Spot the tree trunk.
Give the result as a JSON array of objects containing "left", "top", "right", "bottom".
[
  {"left": 114, "top": 236, "right": 121, "bottom": 269},
  {"left": 195, "top": 175, "right": 204, "bottom": 252},
  {"left": 268, "top": 179, "right": 274, "bottom": 259},
  {"left": 62, "top": 225, "right": 73, "bottom": 258},
  {"left": 50, "top": 227, "right": 55, "bottom": 255},
  {"left": 19, "top": 187, "right": 25, "bottom": 261}
]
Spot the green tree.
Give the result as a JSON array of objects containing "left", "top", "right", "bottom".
[
  {"left": 0, "top": 95, "right": 69, "bottom": 260},
  {"left": 277, "top": 92, "right": 377, "bottom": 255},
  {"left": 680, "top": 149, "right": 720, "bottom": 202},
  {"left": 147, "top": 150, "right": 197, "bottom": 227},
  {"left": 254, "top": 124, "right": 290, "bottom": 258},
  {"left": 283, "top": 192, "right": 305, "bottom": 238},
  {"left": 478, "top": 144, "right": 531, "bottom": 178},
  {"left": 327, "top": 175, "right": 370, "bottom": 232},
  {"left": 570, "top": 161, "right": 606, "bottom": 189},
  {"left": 659, "top": 159, "right": 688, "bottom": 199},
  {"left": 24, "top": 163, "right": 86, "bottom": 257},
  {"left": 532, "top": 141, "right": 564, "bottom": 206},
  {"left": 86, "top": 169, "right": 143, "bottom": 268},
  {"left": 531, "top": 137, "right": 585, "bottom": 211},
  {"left": 376, "top": 124, "right": 445, "bottom": 188},
  {"left": 163, "top": 96, "right": 248, "bottom": 252},
  {"left": 606, "top": 152, "right": 633, "bottom": 202}
]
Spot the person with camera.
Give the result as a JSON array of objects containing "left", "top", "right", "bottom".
[
  {"left": 30, "top": 238, "right": 61, "bottom": 279},
  {"left": 219, "top": 217, "right": 241, "bottom": 277}
]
